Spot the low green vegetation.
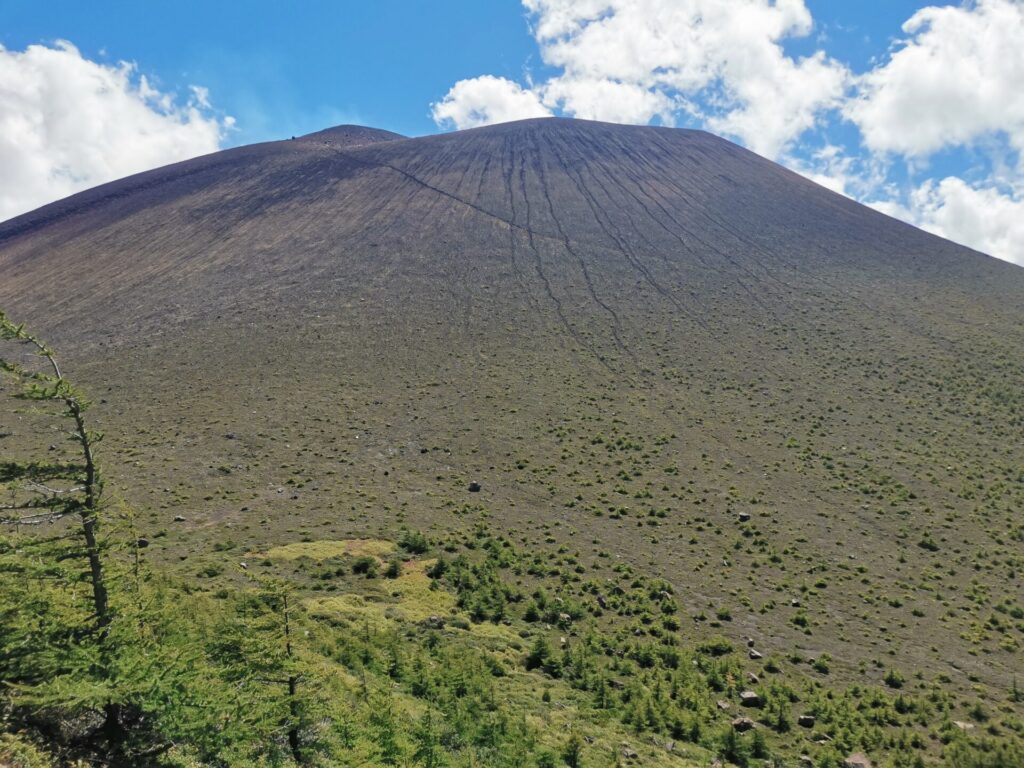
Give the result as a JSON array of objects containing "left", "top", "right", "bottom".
[{"left": 2, "top": 317, "right": 1023, "bottom": 768}]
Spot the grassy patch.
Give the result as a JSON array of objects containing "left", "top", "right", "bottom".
[{"left": 264, "top": 538, "right": 396, "bottom": 562}]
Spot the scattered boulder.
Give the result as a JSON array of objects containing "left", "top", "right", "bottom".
[
  {"left": 421, "top": 616, "right": 447, "bottom": 630},
  {"left": 621, "top": 745, "right": 639, "bottom": 760},
  {"left": 749, "top": 648, "right": 763, "bottom": 660},
  {"left": 954, "top": 721, "right": 976, "bottom": 731},
  {"left": 467, "top": 481, "right": 482, "bottom": 492},
  {"left": 798, "top": 714, "right": 816, "bottom": 728},
  {"left": 716, "top": 699, "right": 731, "bottom": 711},
  {"left": 746, "top": 671, "right": 760, "bottom": 684},
  {"left": 739, "top": 690, "right": 763, "bottom": 708},
  {"left": 843, "top": 754, "right": 873, "bottom": 768},
  {"left": 738, "top": 512, "right": 751, "bottom": 522},
  {"left": 173, "top": 515, "right": 187, "bottom": 522},
  {"left": 597, "top": 594, "right": 608, "bottom": 609},
  {"left": 799, "top": 757, "right": 814, "bottom": 767},
  {"left": 731, "top": 717, "right": 756, "bottom": 732}
]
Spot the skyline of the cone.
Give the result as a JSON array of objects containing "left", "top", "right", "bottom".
[
  {"left": 0, "top": 115, "right": 1015, "bottom": 273},
  {"left": 2, "top": 1, "right": 1023, "bottom": 266}
]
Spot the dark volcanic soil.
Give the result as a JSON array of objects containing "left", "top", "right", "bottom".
[{"left": 1, "top": 118, "right": 1022, "bottom": 698}]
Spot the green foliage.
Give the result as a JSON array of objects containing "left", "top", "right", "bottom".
[
  {"left": 885, "top": 669, "right": 907, "bottom": 689},
  {"left": 944, "top": 738, "right": 1024, "bottom": 768},
  {"left": 561, "top": 732, "right": 584, "bottom": 768},
  {"left": 3, "top": 313, "right": 1024, "bottom": 768},
  {"left": 0, "top": 733, "right": 54, "bottom": 768},
  {"left": 399, "top": 528, "right": 430, "bottom": 555},
  {"left": 352, "top": 555, "right": 379, "bottom": 577}
]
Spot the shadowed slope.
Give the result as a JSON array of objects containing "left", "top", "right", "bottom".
[{"left": 1, "top": 118, "right": 1022, "bottom": 703}]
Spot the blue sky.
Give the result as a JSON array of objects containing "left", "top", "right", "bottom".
[
  {"left": 0, "top": 1, "right": 540, "bottom": 142},
  {"left": 0, "top": 0, "right": 939, "bottom": 143},
  {"left": 1, "top": 1, "right": 1022, "bottom": 265}
]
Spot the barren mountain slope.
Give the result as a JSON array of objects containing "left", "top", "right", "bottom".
[{"left": 1, "top": 117, "right": 1022, "bottom": 704}]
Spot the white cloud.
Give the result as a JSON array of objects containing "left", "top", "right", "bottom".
[
  {"left": 539, "top": 77, "right": 676, "bottom": 125},
  {"left": 705, "top": 47, "right": 847, "bottom": 158},
  {"left": 0, "top": 41, "right": 230, "bottom": 222},
  {"left": 528, "top": 0, "right": 848, "bottom": 157},
  {"left": 431, "top": 75, "right": 550, "bottom": 130},
  {"left": 796, "top": 149, "right": 1024, "bottom": 266},
  {"left": 432, "top": 1, "right": 848, "bottom": 158},
  {"left": 899, "top": 178, "right": 1024, "bottom": 265},
  {"left": 787, "top": 144, "right": 860, "bottom": 196},
  {"left": 845, "top": 0, "right": 1024, "bottom": 157}
]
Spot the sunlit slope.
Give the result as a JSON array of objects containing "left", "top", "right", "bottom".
[{"left": 1, "top": 117, "right": 1021, "bottom": 700}]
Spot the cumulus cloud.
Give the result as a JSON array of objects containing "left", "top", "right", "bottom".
[
  {"left": 0, "top": 41, "right": 230, "bottom": 222},
  {"left": 529, "top": 0, "right": 849, "bottom": 157},
  {"left": 432, "top": 0, "right": 848, "bottom": 158},
  {"left": 887, "top": 179, "right": 1024, "bottom": 265},
  {"left": 845, "top": 0, "right": 1024, "bottom": 158},
  {"left": 837, "top": 0, "right": 1024, "bottom": 265},
  {"left": 429, "top": 1, "right": 1024, "bottom": 266},
  {"left": 539, "top": 77, "right": 676, "bottom": 126},
  {"left": 431, "top": 75, "right": 550, "bottom": 130},
  {"left": 789, "top": 145, "right": 865, "bottom": 197}
]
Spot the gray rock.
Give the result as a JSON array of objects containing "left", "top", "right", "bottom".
[
  {"left": 732, "top": 717, "right": 756, "bottom": 732},
  {"left": 739, "top": 690, "right": 763, "bottom": 708}
]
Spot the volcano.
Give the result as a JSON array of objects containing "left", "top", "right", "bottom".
[{"left": 1, "top": 118, "right": 1022, "bottom": 695}]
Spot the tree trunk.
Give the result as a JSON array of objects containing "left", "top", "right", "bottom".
[
  {"left": 73, "top": 403, "right": 109, "bottom": 627},
  {"left": 287, "top": 675, "right": 301, "bottom": 763}
]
